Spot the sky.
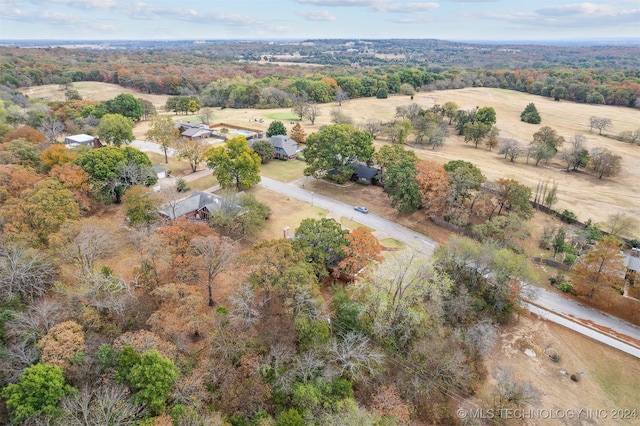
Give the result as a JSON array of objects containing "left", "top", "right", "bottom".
[{"left": 0, "top": 0, "right": 639, "bottom": 42}]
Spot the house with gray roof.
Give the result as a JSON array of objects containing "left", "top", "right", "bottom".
[
  {"left": 176, "top": 122, "right": 213, "bottom": 141},
  {"left": 159, "top": 191, "right": 222, "bottom": 221},
  {"left": 249, "top": 135, "right": 299, "bottom": 160}
]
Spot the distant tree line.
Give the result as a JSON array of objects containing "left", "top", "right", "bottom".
[{"left": 1, "top": 46, "right": 638, "bottom": 109}]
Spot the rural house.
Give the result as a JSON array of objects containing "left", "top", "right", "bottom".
[
  {"left": 176, "top": 121, "right": 213, "bottom": 141},
  {"left": 349, "top": 163, "right": 380, "bottom": 185},
  {"left": 159, "top": 191, "right": 221, "bottom": 221},
  {"left": 249, "top": 135, "right": 299, "bottom": 160}
]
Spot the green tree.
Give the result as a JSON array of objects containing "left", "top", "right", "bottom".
[
  {"left": 463, "top": 121, "right": 491, "bottom": 149},
  {"left": 443, "top": 101, "right": 458, "bottom": 124},
  {"left": 97, "top": 113, "right": 134, "bottom": 147},
  {"left": 75, "top": 146, "right": 155, "bottom": 203},
  {"left": 292, "top": 218, "right": 349, "bottom": 277},
  {"left": 520, "top": 102, "right": 541, "bottom": 124},
  {"left": 127, "top": 349, "right": 177, "bottom": 415},
  {"left": 146, "top": 114, "right": 179, "bottom": 163},
  {"left": 122, "top": 185, "right": 161, "bottom": 229},
  {"left": 475, "top": 106, "right": 497, "bottom": 126},
  {"left": 529, "top": 126, "right": 565, "bottom": 166},
  {"left": 374, "top": 143, "right": 417, "bottom": 182},
  {"left": 266, "top": 120, "right": 287, "bottom": 137},
  {"left": 303, "top": 124, "right": 374, "bottom": 180},
  {"left": 491, "top": 178, "right": 533, "bottom": 220},
  {"left": 444, "top": 160, "right": 486, "bottom": 201},
  {"left": 209, "top": 193, "right": 270, "bottom": 239},
  {"left": 251, "top": 140, "right": 275, "bottom": 163},
  {"left": 384, "top": 160, "right": 421, "bottom": 213},
  {"left": 276, "top": 408, "right": 305, "bottom": 426},
  {"left": 104, "top": 93, "right": 143, "bottom": 122},
  {"left": 205, "top": 136, "right": 261, "bottom": 191},
  {"left": 1, "top": 363, "right": 75, "bottom": 423}
]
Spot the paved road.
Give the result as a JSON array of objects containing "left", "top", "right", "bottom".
[
  {"left": 258, "top": 176, "right": 437, "bottom": 256},
  {"left": 259, "top": 176, "right": 640, "bottom": 358},
  {"left": 133, "top": 139, "right": 640, "bottom": 358}
]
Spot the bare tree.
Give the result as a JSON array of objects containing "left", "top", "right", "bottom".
[
  {"left": 498, "top": 138, "right": 523, "bottom": 162},
  {"left": 606, "top": 213, "right": 639, "bottom": 238},
  {"left": 361, "top": 119, "right": 383, "bottom": 139},
  {"left": 619, "top": 129, "right": 640, "bottom": 145},
  {"left": 589, "top": 116, "right": 612, "bottom": 135},
  {"left": 291, "top": 100, "right": 309, "bottom": 121},
  {"left": 228, "top": 283, "right": 262, "bottom": 330},
  {"left": 198, "top": 107, "right": 214, "bottom": 124},
  {"left": 0, "top": 245, "right": 57, "bottom": 302},
  {"left": 39, "top": 116, "right": 65, "bottom": 144},
  {"left": 190, "top": 234, "right": 237, "bottom": 307},
  {"left": 50, "top": 218, "right": 116, "bottom": 276},
  {"left": 335, "top": 89, "right": 349, "bottom": 106},
  {"left": 492, "top": 367, "right": 540, "bottom": 410},
  {"left": 464, "top": 319, "right": 498, "bottom": 356},
  {"left": 60, "top": 384, "right": 145, "bottom": 426},
  {"left": 305, "top": 102, "right": 321, "bottom": 125},
  {"left": 328, "top": 332, "right": 384, "bottom": 383}
]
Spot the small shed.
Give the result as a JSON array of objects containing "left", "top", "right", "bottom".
[
  {"left": 64, "top": 134, "right": 99, "bottom": 149},
  {"left": 153, "top": 165, "right": 167, "bottom": 179}
]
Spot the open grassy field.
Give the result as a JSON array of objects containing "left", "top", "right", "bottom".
[{"left": 23, "top": 82, "right": 640, "bottom": 238}]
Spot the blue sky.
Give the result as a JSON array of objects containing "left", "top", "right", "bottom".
[{"left": 0, "top": 0, "right": 638, "bottom": 41}]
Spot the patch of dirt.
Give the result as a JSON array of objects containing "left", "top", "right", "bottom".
[{"left": 475, "top": 314, "right": 640, "bottom": 425}]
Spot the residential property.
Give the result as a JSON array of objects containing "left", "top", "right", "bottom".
[
  {"left": 153, "top": 165, "right": 167, "bottom": 179},
  {"left": 349, "top": 163, "right": 380, "bottom": 185},
  {"left": 158, "top": 191, "right": 221, "bottom": 221},
  {"left": 64, "top": 134, "right": 102, "bottom": 149},
  {"left": 249, "top": 135, "right": 300, "bottom": 160},
  {"left": 176, "top": 121, "right": 213, "bottom": 140}
]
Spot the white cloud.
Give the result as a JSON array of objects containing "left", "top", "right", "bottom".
[
  {"left": 297, "top": 9, "right": 337, "bottom": 21},
  {"left": 296, "top": 0, "right": 439, "bottom": 14},
  {"left": 373, "top": 2, "right": 439, "bottom": 13}
]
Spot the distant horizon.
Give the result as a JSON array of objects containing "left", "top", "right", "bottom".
[
  {"left": 1, "top": 1, "right": 638, "bottom": 42},
  {"left": 1, "top": 36, "right": 639, "bottom": 47}
]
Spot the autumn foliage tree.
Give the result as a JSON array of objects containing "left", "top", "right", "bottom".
[
  {"left": 335, "top": 227, "right": 384, "bottom": 280},
  {"left": 290, "top": 122, "right": 306, "bottom": 143},
  {"left": 415, "top": 160, "right": 450, "bottom": 216},
  {"left": 570, "top": 236, "right": 626, "bottom": 298}
]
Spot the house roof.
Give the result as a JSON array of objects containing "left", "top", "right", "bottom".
[
  {"left": 65, "top": 134, "right": 95, "bottom": 144},
  {"left": 270, "top": 135, "right": 299, "bottom": 157},
  {"left": 182, "top": 128, "right": 212, "bottom": 138},
  {"left": 625, "top": 251, "right": 640, "bottom": 273},
  {"left": 350, "top": 164, "right": 379, "bottom": 180},
  {"left": 159, "top": 191, "right": 221, "bottom": 219}
]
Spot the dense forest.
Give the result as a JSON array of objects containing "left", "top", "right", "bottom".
[{"left": 1, "top": 39, "right": 639, "bottom": 108}]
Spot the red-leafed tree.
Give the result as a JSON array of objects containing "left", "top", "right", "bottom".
[
  {"left": 336, "top": 227, "right": 384, "bottom": 280},
  {"left": 415, "top": 160, "right": 450, "bottom": 216}
]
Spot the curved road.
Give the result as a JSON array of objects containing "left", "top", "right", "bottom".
[
  {"left": 133, "top": 139, "right": 640, "bottom": 358},
  {"left": 258, "top": 176, "right": 640, "bottom": 359}
]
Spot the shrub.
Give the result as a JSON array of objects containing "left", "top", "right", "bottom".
[
  {"left": 176, "top": 178, "right": 189, "bottom": 192},
  {"left": 564, "top": 254, "right": 577, "bottom": 266},
  {"left": 559, "top": 209, "right": 578, "bottom": 224},
  {"left": 559, "top": 283, "right": 573, "bottom": 293},
  {"left": 520, "top": 102, "right": 541, "bottom": 124}
]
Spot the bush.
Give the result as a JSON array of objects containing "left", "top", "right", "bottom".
[
  {"left": 564, "top": 254, "right": 577, "bottom": 266},
  {"left": 176, "top": 178, "right": 189, "bottom": 192},
  {"left": 559, "top": 283, "right": 573, "bottom": 293},
  {"left": 520, "top": 102, "right": 541, "bottom": 124},
  {"left": 559, "top": 209, "right": 578, "bottom": 224}
]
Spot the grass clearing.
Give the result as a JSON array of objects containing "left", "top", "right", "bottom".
[
  {"left": 340, "top": 216, "right": 372, "bottom": 231},
  {"left": 380, "top": 238, "right": 405, "bottom": 249},
  {"left": 248, "top": 186, "right": 327, "bottom": 240},
  {"left": 189, "top": 175, "right": 218, "bottom": 191},
  {"left": 260, "top": 160, "right": 306, "bottom": 182},
  {"left": 263, "top": 112, "right": 301, "bottom": 121},
  {"left": 144, "top": 152, "right": 193, "bottom": 176}
]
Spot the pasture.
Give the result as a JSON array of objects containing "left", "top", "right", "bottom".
[{"left": 23, "top": 82, "right": 640, "bottom": 237}]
